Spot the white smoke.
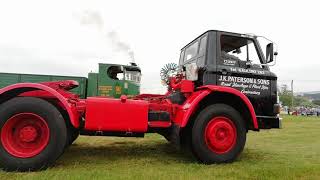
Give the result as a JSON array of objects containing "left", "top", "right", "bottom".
[
  {"left": 75, "top": 10, "right": 135, "bottom": 63},
  {"left": 78, "top": 10, "right": 104, "bottom": 29},
  {"left": 107, "top": 31, "right": 135, "bottom": 62}
]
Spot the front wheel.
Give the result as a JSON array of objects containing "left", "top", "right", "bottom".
[
  {"left": 0, "top": 97, "right": 67, "bottom": 171},
  {"left": 191, "top": 104, "right": 246, "bottom": 164}
]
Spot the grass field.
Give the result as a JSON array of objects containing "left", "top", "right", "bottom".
[{"left": 1, "top": 115, "right": 320, "bottom": 180}]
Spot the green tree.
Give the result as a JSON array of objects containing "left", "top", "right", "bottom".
[
  {"left": 294, "top": 96, "right": 314, "bottom": 107},
  {"left": 279, "top": 85, "right": 293, "bottom": 107},
  {"left": 279, "top": 84, "right": 316, "bottom": 107},
  {"left": 312, "top": 99, "right": 320, "bottom": 106}
]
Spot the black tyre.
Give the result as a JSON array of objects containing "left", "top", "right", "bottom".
[
  {"left": 57, "top": 106, "right": 79, "bottom": 148},
  {"left": 0, "top": 97, "right": 67, "bottom": 171},
  {"left": 191, "top": 104, "right": 246, "bottom": 164}
]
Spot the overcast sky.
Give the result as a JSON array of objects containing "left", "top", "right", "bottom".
[{"left": 0, "top": 0, "right": 319, "bottom": 93}]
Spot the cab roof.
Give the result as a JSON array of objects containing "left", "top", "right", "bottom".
[
  {"left": 181, "top": 30, "right": 256, "bottom": 50},
  {"left": 99, "top": 63, "right": 141, "bottom": 72}
]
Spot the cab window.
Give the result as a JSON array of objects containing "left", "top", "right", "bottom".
[
  {"left": 179, "top": 49, "right": 185, "bottom": 65},
  {"left": 107, "top": 66, "right": 123, "bottom": 80},
  {"left": 198, "top": 36, "right": 207, "bottom": 55},
  {"left": 125, "top": 71, "right": 141, "bottom": 83},
  {"left": 220, "top": 35, "right": 262, "bottom": 68},
  {"left": 184, "top": 41, "right": 199, "bottom": 62}
]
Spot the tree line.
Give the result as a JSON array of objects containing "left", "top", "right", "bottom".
[{"left": 279, "top": 85, "right": 320, "bottom": 107}]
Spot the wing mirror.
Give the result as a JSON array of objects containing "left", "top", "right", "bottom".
[{"left": 266, "top": 43, "right": 278, "bottom": 63}]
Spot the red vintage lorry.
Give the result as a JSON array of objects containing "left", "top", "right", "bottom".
[{"left": 0, "top": 30, "right": 281, "bottom": 171}]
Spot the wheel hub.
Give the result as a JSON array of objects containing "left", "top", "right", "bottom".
[
  {"left": 216, "top": 129, "right": 227, "bottom": 140},
  {"left": 19, "top": 126, "right": 38, "bottom": 142},
  {"left": 205, "top": 116, "right": 237, "bottom": 154},
  {"left": 1, "top": 113, "right": 50, "bottom": 158}
]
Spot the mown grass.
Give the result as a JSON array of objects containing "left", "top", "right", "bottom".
[{"left": 1, "top": 115, "right": 320, "bottom": 179}]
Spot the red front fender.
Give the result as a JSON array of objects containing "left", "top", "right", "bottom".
[
  {"left": 0, "top": 83, "right": 80, "bottom": 128},
  {"left": 177, "top": 85, "right": 258, "bottom": 130}
]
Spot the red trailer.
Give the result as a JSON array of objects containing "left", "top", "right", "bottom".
[{"left": 0, "top": 30, "right": 281, "bottom": 171}]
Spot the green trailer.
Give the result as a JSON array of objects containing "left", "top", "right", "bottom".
[{"left": 0, "top": 63, "right": 141, "bottom": 98}]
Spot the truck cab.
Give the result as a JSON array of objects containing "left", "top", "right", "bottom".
[
  {"left": 179, "top": 30, "right": 279, "bottom": 129},
  {"left": 87, "top": 63, "right": 141, "bottom": 98}
]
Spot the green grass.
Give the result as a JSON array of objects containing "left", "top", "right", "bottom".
[{"left": 1, "top": 115, "right": 320, "bottom": 180}]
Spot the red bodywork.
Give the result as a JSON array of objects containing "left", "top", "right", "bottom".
[
  {"left": 85, "top": 97, "right": 148, "bottom": 132},
  {"left": 0, "top": 79, "right": 259, "bottom": 133},
  {"left": 0, "top": 81, "right": 82, "bottom": 128}
]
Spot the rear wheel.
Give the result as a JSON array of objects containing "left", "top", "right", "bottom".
[
  {"left": 0, "top": 97, "right": 67, "bottom": 171},
  {"left": 191, "top": 104, "right": 246, "bottom": 164}
]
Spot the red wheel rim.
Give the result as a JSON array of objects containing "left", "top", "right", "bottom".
[
  {"left": 204, "top": 116, "right": 237, "bottom": 154},
  {"left": 1, "top": 113, "right": 50, "bottom": 158}
]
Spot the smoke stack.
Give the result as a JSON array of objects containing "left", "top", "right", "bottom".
[{"left": 128, "top": 51, "right": 135, "bottom": 63}]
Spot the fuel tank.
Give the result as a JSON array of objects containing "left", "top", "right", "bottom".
[{"left": 84, "top": 97, "right": 149, "bottom": 132}]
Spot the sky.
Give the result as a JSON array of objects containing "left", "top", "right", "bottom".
[{"left": 0, "top": 0, "right": 319, "bottom": 93}]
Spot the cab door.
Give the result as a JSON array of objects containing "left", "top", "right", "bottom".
[{"left": 215, "top": 32, "right": 274, "bottom": 116}]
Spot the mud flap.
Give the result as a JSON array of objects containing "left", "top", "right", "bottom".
[{"left": 169, "top": 124, "right": 181, "bottom": 150}]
